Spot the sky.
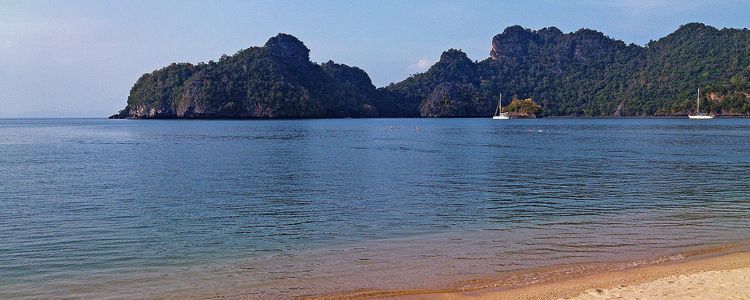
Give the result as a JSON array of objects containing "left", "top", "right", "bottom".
[{"left": 1, "top": 0, "right": 749, "bottom": 117}]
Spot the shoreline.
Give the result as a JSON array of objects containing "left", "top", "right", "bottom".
[
  {"left": 5, "top": 215, "right": 747, "bottom": 299},
  {"left": 4, "top": 238, "right": 749, "bottom": 299},
  {"left": 108, "top": 115, "right": 750, "bottom": 120},
  {"left": 461, "top": 252, "right": 750, "bottom": 300},
  {"left": 302, "top": 241, "right": 750, "bottom": 299},
  {"left": 3, "top": 115, "right": 750, "bottom": 120}
]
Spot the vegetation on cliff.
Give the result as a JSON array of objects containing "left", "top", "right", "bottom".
[
  {"left": 385, "top": 23, "right": 750, "bottom": 117},
  {"left": 503, "top": 98, "right": 542, "bottom": 117},
  {"left": 112, "top": 34, "right": 379, "bottom": 118},
  {"left": 112, "top": 23, "right": 750, "bottom": 119},
  {"left": 418, "top": 82, "right": 492, "bottom": 117}
]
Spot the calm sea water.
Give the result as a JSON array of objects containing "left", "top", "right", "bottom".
[{"left": 1, "top": 118, "right": 749, "bottom": 298}]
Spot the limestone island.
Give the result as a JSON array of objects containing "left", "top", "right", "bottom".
[{"left": 111, "top": 23, "right": 750, "bottom": 119}]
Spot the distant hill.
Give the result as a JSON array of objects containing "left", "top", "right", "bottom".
[
  {"left": 384, "top": 23, "right": 750, "bottom": 117},
  {"left": 111, "top": 34, "right": 379, "bottom": 119},
  {"left": 112, "top": 23, "right": 750, "bottom": 119}
]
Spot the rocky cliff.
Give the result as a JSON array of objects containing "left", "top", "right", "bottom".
[
  {"left": 112, "top": 24, "right": 750, "bottom": 119},
  {"left": 111, "top": 34, "right": 379, "bottom": 119}
]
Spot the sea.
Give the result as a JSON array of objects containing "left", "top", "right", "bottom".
[{"left": 1, "top": 118, "right": 749, "bottom": 298}]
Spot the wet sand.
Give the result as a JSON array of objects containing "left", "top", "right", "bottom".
[
  {"left": 354, "top": 246, "right": 750, "bottom": 300},
  {"left": 125, "top": 241, "right": 749, "bottom": 300}
]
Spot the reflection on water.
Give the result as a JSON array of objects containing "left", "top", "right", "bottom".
[{"left": 0, "top": 118, "right": 749, "bottom": 298}]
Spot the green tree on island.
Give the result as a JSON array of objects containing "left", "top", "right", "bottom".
[{"left": 503, "top": 98, "right": 542, "bottom": 117}]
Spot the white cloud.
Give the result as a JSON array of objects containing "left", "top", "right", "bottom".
[{"left": 408, "top": 58, "right": 432, "bottom": 72}]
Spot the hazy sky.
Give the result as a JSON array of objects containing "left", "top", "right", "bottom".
[{"left": 1, "top": 0, "right": 748, "bottom": 117}]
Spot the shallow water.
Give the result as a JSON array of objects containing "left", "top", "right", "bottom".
[{"left": 1, "top": 118, "right": 749, "bottom": 298}]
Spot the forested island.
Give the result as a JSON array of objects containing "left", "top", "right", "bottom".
[{"left": 111, "top": 23, "right": 750, "bottom": 119}]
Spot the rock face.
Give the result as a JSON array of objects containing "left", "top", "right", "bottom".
[
  {"left": 490, "top": 25, "right": 543, "bottom": 61},
  {"left": 420, "top": 82, "right": 492, "bottom": 117},
  {"left": 264, "top": 33, "right": 310, "bottom": 61},
  {"left": 377, "top": 48, "right": 483, "bottom": 118}
]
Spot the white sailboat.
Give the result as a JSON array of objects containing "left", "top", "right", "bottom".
[
  {"left": 688, "top": 88, "right": 714, "bottom": 119},
  {"left": 493, "top": 94, "right": 510, "bottom": 120}
]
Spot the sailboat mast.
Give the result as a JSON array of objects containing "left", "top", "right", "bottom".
[
  {"left": 494, "top": 93, "right": 502, "bottom": 116},
  {"left": 697, "top": 88, "right": 701, "bottom": 113}
]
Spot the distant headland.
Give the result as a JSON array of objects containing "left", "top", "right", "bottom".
[{"left": 110, "top": 23, "right": 750, "bottom": 119}]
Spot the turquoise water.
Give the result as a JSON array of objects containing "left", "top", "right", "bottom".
[{"left": 1, "top": 118, "right": 749, "bottom": 297}]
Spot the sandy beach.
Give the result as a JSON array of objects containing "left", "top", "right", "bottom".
[
  {"left": 296, "top": 241, "right": 750, "bottom": 300},
  {"left": 569, "top": 267, "right": 750, "bottom": 300},
  {"left": 374, "top": 251, "right": 750, "bottom": 300}
]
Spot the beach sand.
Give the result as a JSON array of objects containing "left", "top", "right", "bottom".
[
  {"left": 356, "top": 249, "right": 750, "bottom": 300},
  {"left": 568, "top": 267, "right": 750, "bottom": 300}
]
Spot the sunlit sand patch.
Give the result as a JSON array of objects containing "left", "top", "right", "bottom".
[{"left": 569, "top": 267, "right": 750, "bottom": 300}]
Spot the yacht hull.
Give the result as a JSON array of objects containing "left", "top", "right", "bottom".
[{"left": 688, "top": 115, "right": 714, "bottom": 119}]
